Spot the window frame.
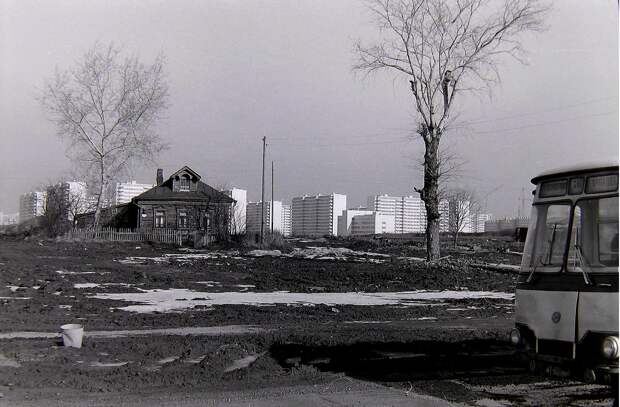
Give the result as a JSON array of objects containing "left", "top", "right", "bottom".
[{"left": 155, "top": 210, "right": 166, "bottom": 228}]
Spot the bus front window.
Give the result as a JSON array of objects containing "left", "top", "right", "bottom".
[
  {"left": 522, "top": 204, "right": 571, "bottom": 272},
  {"left": 568, "top": 196, "right": 619, "bottom": 273}
]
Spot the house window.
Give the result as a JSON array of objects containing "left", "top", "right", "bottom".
[
  {"left": 155, "top": 211, "right": 165, "bottom": 228},
  {"left": 180, "top": 175, "right": 190, "bottom": 191},
  {"left": 178, "top": 211, "right": 188, "bottom": 228}
]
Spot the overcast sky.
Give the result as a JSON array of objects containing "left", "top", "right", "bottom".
[{"left": 0, "top": 0, "right": 617, "bottom": 217}]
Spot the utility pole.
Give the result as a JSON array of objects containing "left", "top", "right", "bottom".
[
  {"left": 260, "top": 136, "right": 266, "bottom": 244},
  {"left": 271, "top": 161, "right": 274, "bottom": 233}
]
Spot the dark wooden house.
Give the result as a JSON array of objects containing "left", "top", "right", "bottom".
[{"left": 77, "top": 166, "right": 235, "bottom": 241}]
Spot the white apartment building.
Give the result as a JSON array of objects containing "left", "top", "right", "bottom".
[
  {"left": 115, "top": 181, "right": 154, "bottom": 205},
  {"left": 19, "top": 191, "right": 47, "bottom": 222},
  {"left": 472, "top": 213, "right": 493, "bottom": 233},
  {"left": 47, "top": 181, "right": 89, "bottom": 221},
  {"left": 246, "top": 200, "right": 289, "bottom": 235},
  {"left": 0, "top": 212, "right": 19, "bottom": 225},
  {"left": 291, "top": 193, "right": 346, "bottom": 237},
  {"left": 338, "top": 209, "right": 374, "bottom": 236},
  {"left": 484, "top": 217, "right": 530, "bottom": 233},
  {"left": 281, "top": 204, "right": 292, "bottom": 237},
  {"left": 349, "top": 212, "right": 395, "bottom": 236},
  {"left": 448, "top": 199, "right": 473, "bottom": 233},
  {"left": 367, "top": 194, "right": 450, "bottom": 233},
  {"left": 224, "top": 188, "right": 247, "bottom": 234}
]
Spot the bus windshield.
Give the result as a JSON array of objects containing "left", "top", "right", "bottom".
[
  {"left": 522, "top": 197, "right": 619, "bottom": 273},
  {"left": 567, "top": 196, "right": 619, "bottom": 273},
  {"left": 522, "top": 203, "right": 571, "bottom": 272}
]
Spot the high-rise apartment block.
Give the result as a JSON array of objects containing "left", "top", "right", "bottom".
[
  {"left": 47, "top": 181, "right": 89, "bottom": 221},
  {"left": 115, "top": 181, "right": 154, "bottom": 205},
  {"left": 367, "top": 194, "right": 449, "bottom": 233},
  {"left": 246, "top": 200, "right": 290, "bottom": 236},
  {"left": 0, "top": 212, "right": 19, "bottom": 225},
  {"left": 353, "top": 212, "right": 395, "bottom": 236},
  {"left": 281, "top": 204, "right": 292, "bottom": 237},
  {"left": 224, "top": 188, "right": 247, "bottom": 234},
  {"left": 291, "top": 193, "right": 346, "bottom": 237},
  {"left": 472, "top": 213, "right": 493, "bottom": 233},
  {"left": 19, "top": 191, "right": 47, "bottom": 222}
]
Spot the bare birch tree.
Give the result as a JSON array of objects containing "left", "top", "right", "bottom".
[
  {"left": 41, "top": 43, "right": 169, "bottom": 229},
  {"left": 355, "top": 0, "right": 547, "bottom": 260},
  {"left": 447, "top": 187, "right": 480, "bottom": 247}
]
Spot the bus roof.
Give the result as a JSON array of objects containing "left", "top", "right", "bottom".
[{"left": 531, "top": 160, "right": 619, "bottom": 184}]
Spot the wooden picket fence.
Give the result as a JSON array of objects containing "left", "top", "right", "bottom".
[{"left": 65, "top": 227, "right": 184, "bottom": 246}]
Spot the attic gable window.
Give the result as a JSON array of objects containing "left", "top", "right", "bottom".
[{"left": 179, "top": 175, "right": 190, "bottom": 191}]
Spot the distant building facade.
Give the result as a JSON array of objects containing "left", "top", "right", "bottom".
[
  {"left": 0, "top": 212, "right": 19, "bottom": 225},
  {"left": 224, "top": 188, "right": 247, "bottom": 234},
  {"left": 472, "top": 213, "right": 493, "bottom": 233},
  {"left": 351, "top": 212, "right": 396, "bottom": 236},
  {"left": 19, "top": 191, "right": 47, "bottom": 222},
  {"left": 338, "top": 209, "right": 374, "bottom": 236},
  {"left": 367, "top": 194, "right": 449, "bottom": 233},
  {"left": 281, "top": 204, "right": 292, "bottom": 237},
  {"left": 115, "top": 181, "right": 154, "bottom": 205},
  {"left": 484, "top": 217, "right": 530, "bottom": 233},
  {"left": 47, "top": 181, "right": 89, "bottom": 221},
  {"left": 246, "top": 200, "right": 290, "bottom": 236},
  {"left": 291, "top": 193, "right": 346, "bottom": 237}
]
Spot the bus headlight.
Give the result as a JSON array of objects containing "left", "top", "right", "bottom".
[
  {"left": 510, "top": 329, "right": 522, "bottom": 346},
  {"left": 602, "top": 336, "right": 619, "bottom": 359}
]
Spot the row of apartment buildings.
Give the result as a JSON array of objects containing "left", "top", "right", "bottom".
[
  {"left": 16, "top": 178, "right": 498, "bottom": 238},
  {"left": 242, "top": 193, "right": 492, "bottom": 238},
  {"left": 18, "top": 181, "right": 154, "bottom": 223}
]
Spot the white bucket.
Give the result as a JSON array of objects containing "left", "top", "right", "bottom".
[{"left": 60, "top": 324, "right": 84, "bottom": 348}]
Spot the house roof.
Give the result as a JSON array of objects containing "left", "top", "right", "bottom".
[
  {"left": 168, "top": 166, "right": 201, "bottom": 181},
  {"left": 133, "top": 167, "right": 234, "bottom": 204}
]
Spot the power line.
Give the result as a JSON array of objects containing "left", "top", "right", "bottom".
[
  {"left": 451, "top": 110, "right": 615, "bottom": 137},
  {"left": 455, "top": 96, "right": 616, "bottom": 127}
]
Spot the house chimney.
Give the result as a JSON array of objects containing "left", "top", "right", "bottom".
[{"left": 156, "top": 169, "right": 163, "bottom": 186}]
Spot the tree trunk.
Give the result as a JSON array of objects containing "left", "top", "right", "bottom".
[
  {"left": 420, "top": 127, "right": 441, "bottom": 261},
  {"left": 94, "top": 159, "right": 105, "bottom": 230},
  {"left": 453, "top": 231, "right": 459, "bottom": 248}
]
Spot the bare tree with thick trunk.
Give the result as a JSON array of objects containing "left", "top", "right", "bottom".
[
  {"left": 41, "top": 43, "right": 169, "bottom": 229},
  {"left": 354, "top": 0, "right": 547, "bottom": 260}
]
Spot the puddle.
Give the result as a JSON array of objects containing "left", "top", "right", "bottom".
[{"left": 91, "top": 289, "right": 514, "bottom": 314}]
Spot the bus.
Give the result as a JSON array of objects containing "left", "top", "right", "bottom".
[{"left": 510, "top": 161, "right": 618, "bottom": 385}]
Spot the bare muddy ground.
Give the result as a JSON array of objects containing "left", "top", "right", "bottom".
[{"left": 0, "top": 237, "right": 614, "bottom": 406}]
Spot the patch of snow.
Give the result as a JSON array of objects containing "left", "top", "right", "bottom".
[
  {"left": 0, "top": 354, "right": 21, "bottom": 368},
  {"left": 55, "top": 270, "right": 96, "bottom": 275},
  {"left": 248, "top": 250, "right": 282, "bottom": 257},
  {"left": 74, "top": 283, "right": 100, "bottom": 289},
  {"left": 195, "top": 281, "right": 222, "bottom": 287},
  {"left": 157, "top": 356, "right": 180, "bottom": 364},
  {"left": 91, "top": 289, "right": 514, "bottom": 314},
  {"left": 58, "top": 305, "right": 72, "bottom": 309},
  {"left": 90, "top": 361, "right": 129, "bottom": 368},
  {"left": 344, "top": 321, "right": 393, "bottom": 324},
  {"left": 224, "top": 353, "right": 265, "bottom": 372}
]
